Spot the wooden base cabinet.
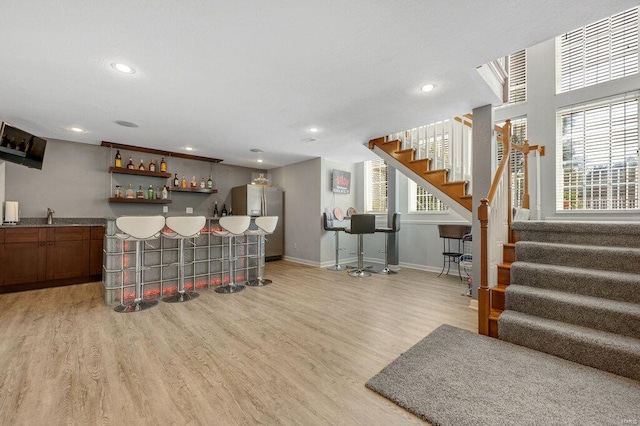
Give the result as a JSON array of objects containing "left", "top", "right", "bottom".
[{"left": 0, "top": 225, "right": 104, "bottom": 293}]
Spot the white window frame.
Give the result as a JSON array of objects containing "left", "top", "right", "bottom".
[
  {"left": 556, "top": 92, "right": 639, "bottom": 211},
  {"left": 556, "top": 7, "right": 639, "bottom": 93}
]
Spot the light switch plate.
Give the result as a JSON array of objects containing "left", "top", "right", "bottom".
[
  {"left": 186, "top": 207, "right": 193, "bottom": 214},
  {"left": 162, "top": 206, "right": 168, "bottom": 213}
]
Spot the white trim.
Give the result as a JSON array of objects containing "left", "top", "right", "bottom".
[{"left": 468, "top": 299, "right": 478, "bottom": 310}]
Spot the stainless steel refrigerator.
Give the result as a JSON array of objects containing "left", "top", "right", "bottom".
[{"left": 232, "top": 185, "right": 284, "bottom": 260}]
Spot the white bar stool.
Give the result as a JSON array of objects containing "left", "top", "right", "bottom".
[
  {"left": 245, "top": 216, "right": 279, "bottom": 286},
  {"left": 211, "top": 216, "right": 251, "bottom": 294},
  {"left": 113, "top": 216, "right": 165, "bottom": 313},
  {"left": 162, "top": 216, "right": 207, "bottom": 303}
]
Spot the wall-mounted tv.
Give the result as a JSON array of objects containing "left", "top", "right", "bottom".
[
  {"left": 0, "top": 122, "right": 47, "bottom": 170},
  {"left": 332, "top": 169, "right": 351, "bottom": 194}
]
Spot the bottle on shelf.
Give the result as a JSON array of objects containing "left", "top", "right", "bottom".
[
  {"left": 160, "top": 157, "right": 167, "bottom": 172},
  {"left": 114, "top": 185, "right": 122, "bottom": 198},
  {"left": 136, "top": 185, "right": 144, "bottom": 199},
  {"left": 161, "top": 186, "right": 168, "bottom": 199},
  {"left": 115, "top": 150, "right": 122, "bottom": 168},
  {"left": 228, "top": 208, "right": 233, "bottom": 216},
  {"left": 190, "top": 176, "right": 197, "bottom": 188},
  {"left": 221, "top": 204, "right": 228, "bottom": 217},
  {"left": 126, "top": 184, "right": 134, "bottom": 199},
  {"left": 200, "top": 177, "right": 205, "bottom": 189},
  {"left": 147, "top": 185, "right": 154, "bottom": 199},
  {"left": 207, "top": 175, "right": 213, "bottom": 189},
  {"left": 181, "top": 175, "right": 187, "bottom": 188},
  {"left": 149, "top": 159, "right": 157, "bottom": 172},
  {"left": 155, "top": 186, "right": 161, "bottom": 199},
  {"left": 173, "top": 173, "right": 180, "bottom": 187},
  {"left": 127, "top": 157, "right": 135, "bottom": 169},
  {"left": 138, "top": 159, "right": 146, "bottom": 170},
  {"left": 213, "top": 201, "right": 219, "bottom": 217}
]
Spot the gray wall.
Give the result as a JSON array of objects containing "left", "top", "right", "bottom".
[{"left": 2, "top": 139, "right": 258, "bottom": 219}]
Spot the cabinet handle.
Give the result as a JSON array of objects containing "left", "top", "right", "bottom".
[
  {"left": 39, "top": 242, "right": 45, "bottom": 246},
  {"left": 48, "top": 242, "right": 54, "bottom": 246}
]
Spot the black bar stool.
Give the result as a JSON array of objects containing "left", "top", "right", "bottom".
[
  {"left": 437, "top": 224, "right": 472, "bottom": 279},
  {"left": 345, "top": 214, "right": 376, "bottom": 277},
  {"left": 323, "top": 212, "right": 348, "bottom": 271},
  {"left": 375, "top": 212, "right": 401, "bottom": 274}
]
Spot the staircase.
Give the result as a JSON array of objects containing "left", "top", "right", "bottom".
[
  {"left": 497, "top": 220, "right": 640, "bottom": 381},
  {"left": 368, "top": 126, "right": 473, "bottom": 222}
]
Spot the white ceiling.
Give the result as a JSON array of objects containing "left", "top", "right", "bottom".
[{"left": 1, "top": 1, "right": 637, "bottom": 169}]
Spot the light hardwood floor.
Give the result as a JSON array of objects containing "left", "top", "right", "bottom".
[{"left": 0, "top": 261, "right": 476, "bottom": 425}]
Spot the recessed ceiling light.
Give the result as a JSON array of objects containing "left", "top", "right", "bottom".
[
  {"left": 111, "top": 63, "right": 135, "bottom": 74},
  {"left": 69, "top": 127, "right": 84, "bottom": 132},
  {"left": 184, "top": 146, "right": 194, "bottom": 151},
  {"left": 421, "top": 84, "right": 436, "bottom": 92},
  {"left": 309, "top": 127, "right": 318, "bottom": 133},
  {"left": 257, "top": 159, "right": 264, "bottom": 163}
]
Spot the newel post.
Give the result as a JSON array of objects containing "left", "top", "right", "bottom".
[{"left": 478, "top": 198, "right": 490, "bottom": 335}]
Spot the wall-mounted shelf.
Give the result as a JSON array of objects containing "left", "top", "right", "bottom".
[
  {"left": 168, "top": 187, "right": 217, "bottom": 194},
  {"left": 108, "top": 167, "right": 171, "bottom": 179},
  {"left": 108, "top": 198, "right": 172, "bottom": 204}
]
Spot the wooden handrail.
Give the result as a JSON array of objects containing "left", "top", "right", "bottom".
[{"left": 478, "top": 119, "right": 511, "bottom": 335}]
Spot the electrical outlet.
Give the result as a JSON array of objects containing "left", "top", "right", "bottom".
[
  {"left": 186, "top": 207, "right": 193, "bottom": 214},
  {"left": 162, "top": 206, "right": 168, "bottom": 213},
  {"left": 293, "top": 242, "right": 297, "bottom": 249}
]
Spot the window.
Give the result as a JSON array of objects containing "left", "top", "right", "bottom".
[
  {"left": 365, "top": 158, "right": 387, "bottom": 213},
  {"left": 497, "top": 118, "right": 528, "bottom": 209},
  {"left": 508, "top": 50, "right": 527, "bottom": 104},
  {"left": 557, "top": 93, "right": 638, "bottom": 210},
  {"left": 409, "top": 180, "right": 448, "bottom": 212},
  {"left": 557, "top": 7, "right": 638, "bottom": 93}
]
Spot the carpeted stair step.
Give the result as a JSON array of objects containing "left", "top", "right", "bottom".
[
  {"left": 505, "top": 284, "right": 640, "bottom": 339},
  {"left": 498, "top": 310, "right": 640, "bottom": 381},
  {"left": 515, "top": 241, "right": 640, "bottom": 274},
  {"left": 511, "top": 220, "right": 640, "bottom": 248},
  {"left": 511, "top": 261, "right": 640, "bottom": 303}
]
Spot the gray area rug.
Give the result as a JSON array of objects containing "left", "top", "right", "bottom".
[{"left": 366, "top": 324, "right": 640, "bottom": 426}]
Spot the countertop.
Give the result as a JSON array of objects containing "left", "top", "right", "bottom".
[{"left": 0, "top": 218, "right": 107, "bottom": 228}]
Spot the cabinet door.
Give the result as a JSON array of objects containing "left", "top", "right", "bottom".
[
  {"left": 3, "top": 242, "right": 46, "bottom": 285},
  {"left": 0, "top": 229, "right": 4, "bottom": 285},
  {"left": 45, "top": 227, "right": 90, "bottom": 281},
  {"left": 90, "top": 226, "right": 105, "bottom": 276}
]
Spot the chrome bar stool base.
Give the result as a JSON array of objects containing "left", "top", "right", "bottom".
[
  {"left": 163, "top": 291, "right": 199, "bottom": 303},
  {"left": 327, "top": 264, "right": 347, "bottom": 271},
  {"left": 247, "top": 277, "right": 272, "bottom": 286},
  {"left": 215, "top": 284, "right": 246, "bottom": 294},
  {"left": 376, "top": 266, "right": 398, "bottom": 275},
  {"left": 114, "top": 299, "right": 159, "bottom": 313},
  {"left": 348, "top": 269, "right": 371, "bottom": 278}
]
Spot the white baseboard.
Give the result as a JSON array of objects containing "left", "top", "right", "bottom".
[
  {"left": 282, "top": 256, "right": 321, "bottom": 267},
  {"left": 468, "top": 299, "right": 478, "bottom": 310}
]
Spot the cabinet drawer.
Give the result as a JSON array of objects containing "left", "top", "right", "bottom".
[
  {"left": 48, "top": 227, "right": 90, "bottom": 242},
  {"left": 91, "top": 226, "right": 105, "bottom": 240},
  {"left": 5, "top": 228, "right": 40, "bottom": 244}
]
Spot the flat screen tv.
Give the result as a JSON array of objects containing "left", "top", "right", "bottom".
[
  {"left": 0, "top": 122, "right": 47, "bottom": 170},
  {"left": 332, "top": 169, "right": 351, "bottom": 194}
]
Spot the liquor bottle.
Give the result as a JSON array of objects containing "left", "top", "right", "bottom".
[
  {"left": 115, "top": 150, "right": 122, "bottom": 168},
  {"left": 221, "top": 204, "right": 228, "bottom": 217},
  {"left": 213, "top": 201, "right": 219, "bottom": 217},
  {"left": 207, "top": 176, "right": 213, "bottom": 190},
  {"left": 228, "top": 208, "right": 233, "bottom": 216},
  {"left": 161, "top": 186, "right": 168, "bottom": 199},
  {"left": 127, "top": 157, "right": 134, "bottom": 169},
  {"left": 173, "top": 173, "right": 180, "bottom": 187},
  {"left": 200, "top": 177, "right": 205, "bottom": 189},
  {"left": 160, "top": 157, "right": 167, "bottom": 172},
  {"left": 114, "top": 185, "right": 121, "bottom": 198},
  {"left": 147, "top": 185, "right": 154, "bottom": 199},
  {"left": 138, "top": 159, "right": 145, "bottom": 170},
  {"left": 136, "top": 185, "right": 144, "bottom": 199},
  {"left": 181, "top": 175, "right": 187, "bottom": 188},
  {"left": 126, "top": 184, "right": 134, "bottom": 198},
  {"left": 190, "top": 176, "right": 197, "bottom": 188},
  {"left": 149, "top": 159, "right": 156, "bottom": 172},
  {"left": 155, "top": 186, "right": 161, "bottom": 199}
]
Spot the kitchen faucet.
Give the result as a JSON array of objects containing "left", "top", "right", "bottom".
[{"left": 46, "top": 208, "right": 55, "bottom": 225}]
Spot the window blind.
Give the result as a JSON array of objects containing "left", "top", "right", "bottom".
[
  {"left": 557, "top": 94, "right": 638, "bottom": 210},
  {"left": 365, "top": 158, "right": 387, "bottom": 213},
  {"left": 409, "top": 179, "right": 448, "bottom": 212},
  {"left": 508, "top": 50, "right": 527, "bottom": 104},
  {"left": 557, "top": 7, "right": 638, "bottom": 93},
  {"left": 496, "top": 118, "right": 528, "bottom": 209}
]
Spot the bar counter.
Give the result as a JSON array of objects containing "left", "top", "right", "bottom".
[{"left": 102, "top": 217, "right": 260, "bottom": 305}]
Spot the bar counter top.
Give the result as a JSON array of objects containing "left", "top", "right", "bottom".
[{"left": 0, "top": 217, "right": 107, "bottom": 227}]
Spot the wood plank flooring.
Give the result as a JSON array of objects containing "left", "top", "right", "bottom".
[{"left": 0, "top": 261, "right": 476, "bottom": 425}]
